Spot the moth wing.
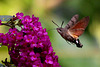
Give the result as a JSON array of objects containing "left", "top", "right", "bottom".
[
  {"left": 65, "top": 14, "right": 79, "bottom": 29},
  {"left": 68, "top": 16, "right": 89, "bottom": 38}
]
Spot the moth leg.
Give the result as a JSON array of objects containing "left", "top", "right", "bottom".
[{"left": 66, "top": 41, "right": 72, "bottom": 45}]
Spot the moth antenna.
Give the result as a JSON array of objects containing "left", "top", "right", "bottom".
[
  {"left": 52, "top": 20, "right": 59, "bottom": 27},
  {"left": 61, "top": 21, "right": 64, "bottom": 28}
]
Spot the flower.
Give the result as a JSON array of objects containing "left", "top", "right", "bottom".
[
  {"left": 0, "top": 20, "right": 2, "bottom": 25},
  {"left": 16, "top": 12, "right": 24, "bottom": 19},
  {"left": 0, "top": 12, "right": 61, "bottom": 67}
]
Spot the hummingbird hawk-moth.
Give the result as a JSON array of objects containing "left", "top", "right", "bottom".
[{"left": 52, "top": 14, "right": 89, "bottom": 48}]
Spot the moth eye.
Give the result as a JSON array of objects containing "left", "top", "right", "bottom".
[
  {"left": 59, "top": 29, "right": 61, "bottom": 31},
  {"left": 58, "top": 29, "right": 62, "bottom": 33},
  {"left": 59, "top": 29, "right": 62, "bottom": 32}
]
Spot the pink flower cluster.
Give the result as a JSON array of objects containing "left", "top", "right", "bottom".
[{"left": 0, "top": 13, "right": 61, "bottom": 67}]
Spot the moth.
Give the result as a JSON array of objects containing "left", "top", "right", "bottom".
[{"left": 52, "top": 14, "right": 89, "bottom": 48}]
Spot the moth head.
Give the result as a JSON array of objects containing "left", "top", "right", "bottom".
[
  {"left": 52, "top": 21, "right": 64, "bottom": 35},
  {"left": 56, "top": 27, "right": 64, "bottom": 34}
]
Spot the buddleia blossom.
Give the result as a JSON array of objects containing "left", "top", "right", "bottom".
[
  {"left": 0, "top": 20, "right": 2, "bottom": 25},
  {"left": 0, "top": 12, "right": 61, "bottom": 67}
]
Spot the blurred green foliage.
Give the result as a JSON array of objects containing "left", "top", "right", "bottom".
[{"left": 0, "top": 0, "right": 100, "bottom": 67}]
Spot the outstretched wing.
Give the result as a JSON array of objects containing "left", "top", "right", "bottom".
[
  {"left": 0, "top": 15, "right": 12, "bottom": 21},
  {"left": 65, "top": 14, "right": 79, "bottom": 29},
  {"left": 68, "top": 16, "right": 89, "bottom": 39}
]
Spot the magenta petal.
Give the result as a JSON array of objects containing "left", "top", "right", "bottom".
[{"left": 0, "top": 12, "right": 60, "bottom": 67}]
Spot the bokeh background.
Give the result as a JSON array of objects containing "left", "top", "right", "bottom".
[{"left": 0, "top": 0, "right": 100, "bottom": 67}]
